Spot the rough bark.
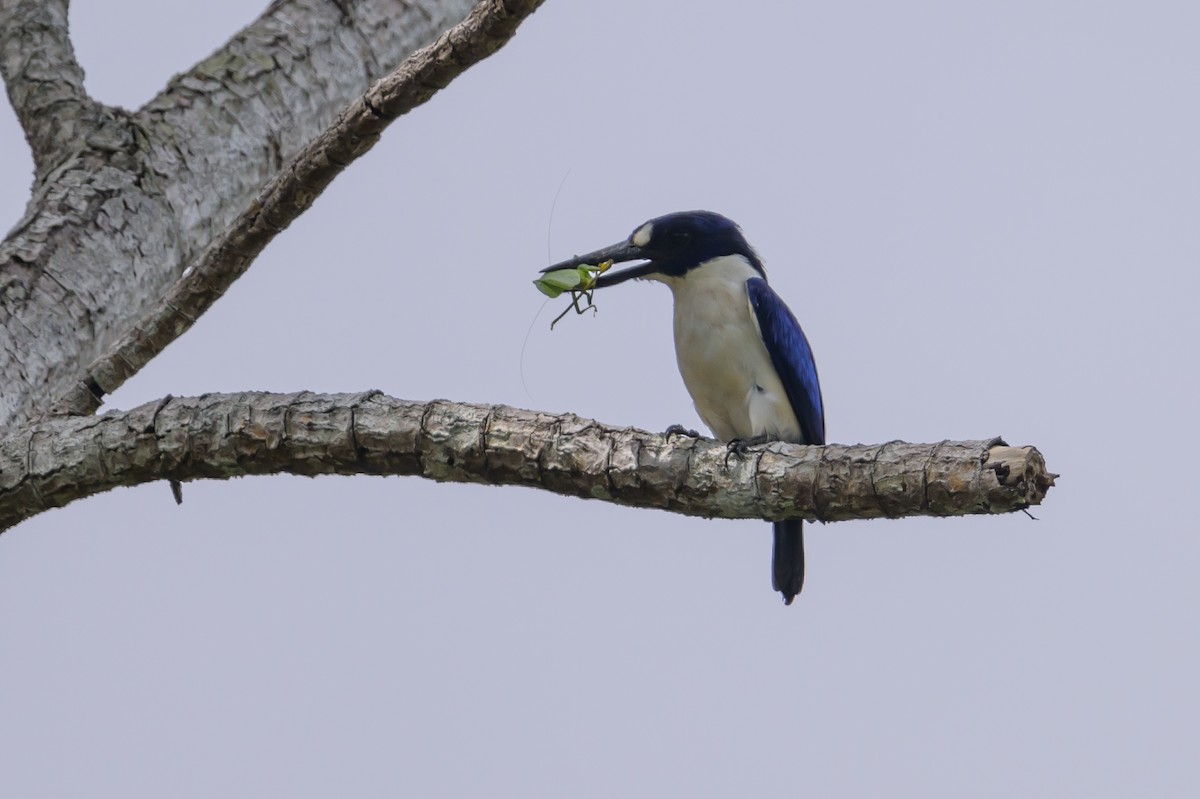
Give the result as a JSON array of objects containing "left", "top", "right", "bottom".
[
  {"left": 52, "top": 0, "right": 547, "bottom": 417},
  {"left": 0, "top": 3, "right": 1058, "bottom": 533},
  {"left": 0, "top": 0, "right": 510, "bottom": 429},
  {"left": 0, "top": 391, "right": 1057, "bottom": 533},
  {"left": 0, "top": 0, "right": 93, "bottom": 173}
]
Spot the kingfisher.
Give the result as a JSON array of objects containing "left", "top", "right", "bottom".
[{"left": 541, "top": 211, "right": 825, "bottom": 604}]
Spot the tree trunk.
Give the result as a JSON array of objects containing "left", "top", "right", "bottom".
[{"left": 1, "top": 0, "right": 483, "bottom": 427}]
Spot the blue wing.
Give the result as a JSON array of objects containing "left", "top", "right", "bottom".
[{"left": 746, "top": 278, "right": 825, "bottom": 446}]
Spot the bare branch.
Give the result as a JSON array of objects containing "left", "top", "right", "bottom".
[
  {"left": 0, "top": 0, "right": 483, "bottom": 429},
  {"left": 0, "top": 0, "right": 96, "bottom": 175},
  {"left": 53, "top": 0, "right": 547, "bottom": 417},
  {"left": 1, "top": 391, "right": 1057, "bottom": 534}
]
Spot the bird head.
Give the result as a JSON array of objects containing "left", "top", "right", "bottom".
[{"left": 541, "top": 210, "right": 764, "bottom": 287}]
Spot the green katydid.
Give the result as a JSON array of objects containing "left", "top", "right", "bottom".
[{"left": 532, "top": 260, "right": 613, "bottom": 329}]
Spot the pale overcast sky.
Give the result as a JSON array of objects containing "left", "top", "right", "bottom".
[{"left": 2, "top": 1, "right": 1198, "bottom": 796}]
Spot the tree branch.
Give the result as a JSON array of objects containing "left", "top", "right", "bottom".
[
  {"left": 0, "top": 0, "right": 96, "bottom": 175},
  {"left": 52, "top": 0, "right": 547, "bottom": 417},
  {"left": 0, "top": 0, "right": 490, "bottom": 429},
  {"left": 0, "top": 391, "right": 1057, "bottom": 534}
]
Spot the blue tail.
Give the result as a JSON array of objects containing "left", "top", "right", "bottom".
[{"left": 772, "top": 519, "right": 805, "bottom": 605}]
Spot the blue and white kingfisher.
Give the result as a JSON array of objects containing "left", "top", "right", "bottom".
[{"left": 542, "top": 211, "right": 825, "bottom": 604}]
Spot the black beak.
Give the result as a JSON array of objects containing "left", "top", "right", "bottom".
[{"left": 540, "top": 240, "right": 658, "bottom": 288}]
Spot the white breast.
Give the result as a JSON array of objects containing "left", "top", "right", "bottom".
[{"left": 655, "top": 256, "right": 801, "bottom": 443}]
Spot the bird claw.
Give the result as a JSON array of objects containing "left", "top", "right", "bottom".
[
  {"left": 664, "top": 424, "right": 701, "bottom": 440},
  {"left": 724, "top": 439, "right": 750, "bottom": 468},
  {"left": 723, "top": 435, "right": 772, "bottom": 468}
]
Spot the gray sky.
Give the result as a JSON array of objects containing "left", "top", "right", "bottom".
[{"left": 2, "top": 1, "right": 1198, "bottom": 795}]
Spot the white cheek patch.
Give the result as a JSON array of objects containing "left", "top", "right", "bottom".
[{"left": 631, "top": 222, "right": 653, "bottom": 248}]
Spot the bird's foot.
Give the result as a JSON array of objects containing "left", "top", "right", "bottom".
[
  {"left": 724, "top": 434, "right": 773, "bottom": 468},
  {"left": 664, "top": 424, "right": 701, "bottom": 440}
]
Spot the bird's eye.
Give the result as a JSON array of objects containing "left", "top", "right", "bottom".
[{"left": 668, "top": 229, "right": 691, "bottom": 247}]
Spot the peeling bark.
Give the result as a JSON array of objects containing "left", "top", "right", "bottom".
[
  {"left": 0, "top": 2, "right": 1059, "bottom": 534},
  {"left": 53, "top": 0, "right": 548, "bottom": 416},
  {"left": 0, "top": 0, "right": 486, "bottom": 428},
  {"left": 0, "top": 0, "right": 94, "bottom": 174},
  {"left": 0, "top": 391, "right": 1057, "bottom": 533}
]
